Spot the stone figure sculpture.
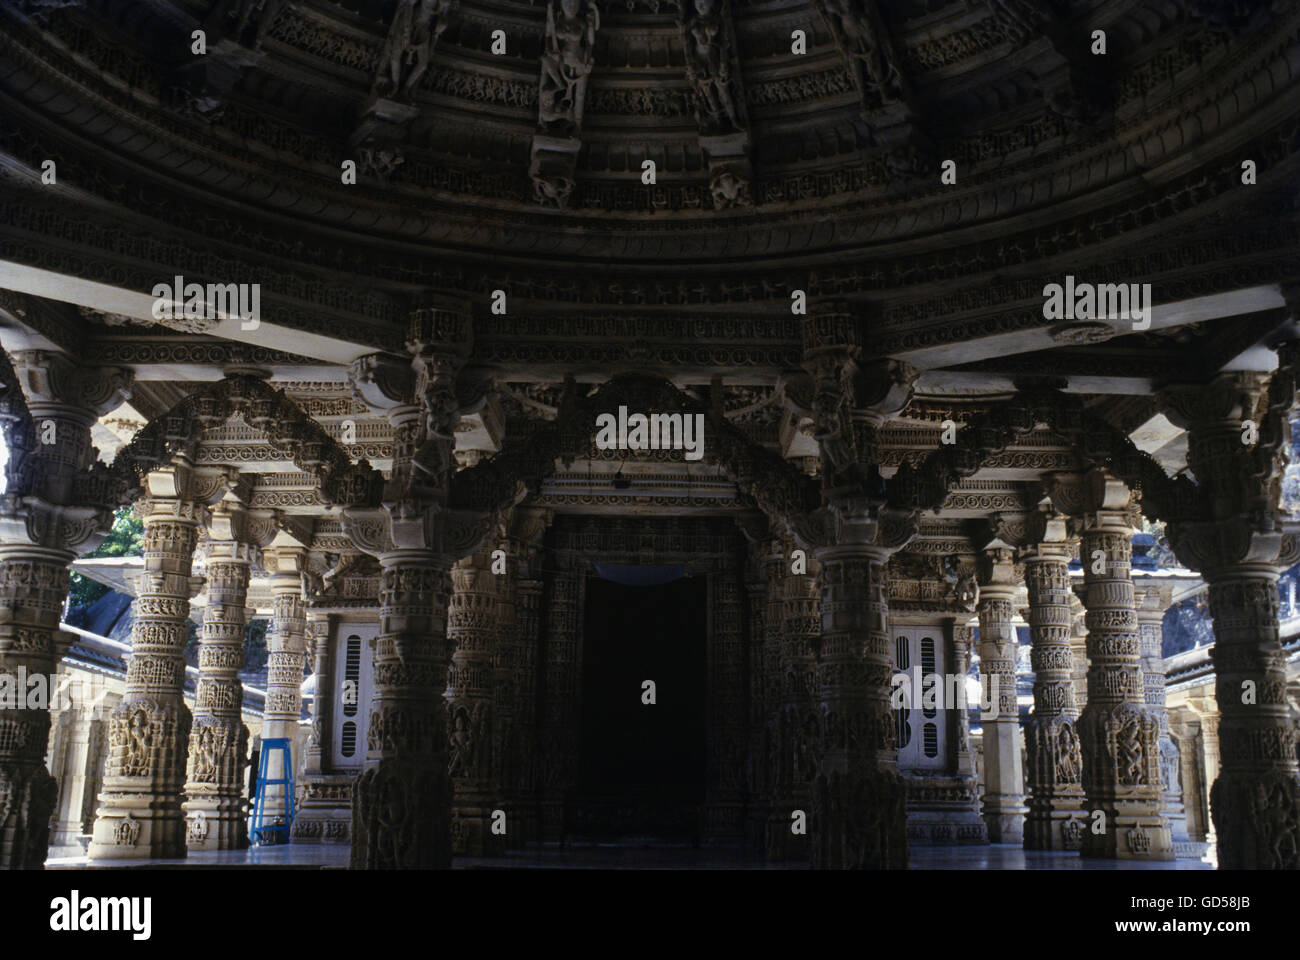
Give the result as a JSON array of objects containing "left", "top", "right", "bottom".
[
  {"left": 682, "top": 0, "right": 741, "bottom": 133},
  {"left": 1055, "top": 723, "right": 1081, "bottom": 784},
  {"left": 820, "top": 0, "right": 903, "bottom": 105},
  {"left": 219, "top": 0, "right": 287, "bottom": 50},
  {"left": 375, "top": 0, "right": 454, "bottom": 101},
  {"left": 538, "top": 0, "right": 599, "bottom": 133},
  {"left": 448, "top": 708, "right": 473, "bottom": 777}
]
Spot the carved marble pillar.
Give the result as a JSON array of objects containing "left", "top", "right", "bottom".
[
  {"left": 1068, "top": 592, "right": 1089, "bottom": 713},
  {"left": 797, "top": 317, "right": 917, "bottom": 869},
  {"left": 1169, "top": 708, "right": 1210, "bottom": 845},
  {"left": 445, "top": 548, "right": 505, "bottom": 856},
  {"left": 755, "top": 537, "right": 785, "bottom": 855},
  {"left": 48, "top": 692, "right": 113, "bottom": 853},
  {"left": 1051, "top": 471, "right": 1171, "bottom": 860},
  {"left": 1019, "top": 515, "right": 1086, "bottom": 851},
  {"left": 1161, "top": 365, "right": 1300, "bottom": 869},
  {"left": 183, "top": 500, "right": 260, "bottom": 851},
  {"left": 1132, "top": 582, "right": 1195, "bottom": 855},
  {"left": 89, "top": 465, "right": 205, "bottom": 860},
  {"left": 1178, "top": 554, "right": 1298, "bottom": 868},
  {"left": 948, "top": 622, "right": 978, "bottom": 785},
  {"left": 300, "top": 608, "right": 331, "bottom": 781},
  {"left": 344, "top": 302, "right": 482, "bottom": 869},
  {"left": 974, "top": 547, "right": 1026, "bottom": 843},
  {"left": 0, "top": 550, "right": 72, "bottom": 868},
  {"left": 510, "top": 578, "right": 542, "bottom": 847},
  {"left": 743, "top": 535, "right": 777, "bottom": 853},
  {"left": 291, "top": 606, "right": 346, "bottom": 843},
  {"left": 350, "top": 547, "right": 454, "bottom": 868},
  {"left": 765, "top": 542, "right": 818, "bottom": 861},
  {"left": 0, "top": 350, "right": 129, "bottom": 868},
  {"left": 258, "top": 547, "right": 308, "bottom": 831},
  {"left": 538, "top": 558, "right": 579, "bottom": 842},
  {"left": 505, "top": 507, "right": 549, "bottom": 848},
  {"left": 810, "top": 537, "right": 909, "bottom": 869},
  {"left": 706, "top": 553, "right": 747, "bottom": 841}
]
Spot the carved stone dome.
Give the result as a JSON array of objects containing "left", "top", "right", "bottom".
[{"left": 0, "top": 0, "right": 1297, "bottom": 353}]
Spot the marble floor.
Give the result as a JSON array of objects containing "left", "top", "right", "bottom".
[{"left": 46, "top": 842, "right": 1216, "bottom": 870}]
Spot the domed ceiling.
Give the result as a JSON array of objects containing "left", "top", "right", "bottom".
[{"left": 0, "top": 0, "right": 1296, "bottom": 357}]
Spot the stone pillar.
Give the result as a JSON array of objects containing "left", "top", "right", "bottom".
[
  {"left": 0, "top": 550, "right": 73, "bottom": 868},
  {"left": 344, "top": 302, "right": 481, "bottom": 869},
  {"left": 48, "top": 684, "right": 116, "bottom": 854},
  {"left": 1169, "top": 708, "right": 1210, "bottom": 845},
  {"left": 89, "top": 465, "right": 205, "bottom": 860},
  {"left": 538, "top": 558, "right": 579, "bottom": 843},
  {"left": 183, "top": 501, "right": 257, "bottom": 851},
  {"left": 291, "top": 605, "right": 349, "bottom": 843},
  {"left": 742, "top": 534, "right": 776, "bottom": 853},
  {"left": 257, "top": 547, "right": 308, "bottom": 832},
  {"left": 705, "top": 552, "right": 747, "bottom": 841},
  {"left": 795, "top": 315, "right": 918, "bottom": 869},
  {"left": 766, "top": 542, "right": 818, "bottom": 860},
  {"left": 755, "top": 537, "right": 784, "bottom": 855},
  {"left": 508, "top": 579, "right": 541, "bottom": 846},
  {"left": 1189, "top": 561, "right": 1297, "bottom": 868},
  {"left": 350, "top": 548, "right": 454, "bottom": 868},
  {"left": 0, "top": 350, "right": 129, "bottom": 868},
  {"left": 1068, "top": 592, "right": 1089, "bottom": 713},
  {"left": 1160, "top": 362, "right": 1300, "bottom": 869},
  {"left": 809, "top": 541, "right": 908, "bottom": 869},
  {"left": 505, "top": 507, "right": 548, "bottom": 848},
  {"left": 949, "top": 622, "right": 978, "bottom": 785},
  {"left": 974, "top": 547, "right": 1026, "bottom": 843},
  {"left": 1133, "top": 582, "right": 1195, "bottom": 855},
  {"left": 300, "top": 608, "right": 331, "bottom": 780},
  {"left": 1019, "top": 513, "right": 1086, "bottom": 851},
  {"left": 445, "top": 549, "right": 505, "bottom": 856},
  {"left": 1052, "top": 471, "right": 1171, "bottom": 860}
]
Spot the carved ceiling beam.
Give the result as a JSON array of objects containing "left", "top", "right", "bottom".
[{"left": 530, "top": 0, "right": 600, "bottom": 208}]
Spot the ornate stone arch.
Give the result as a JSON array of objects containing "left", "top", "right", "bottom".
[
  {"left": 451, "top": 372, "right": 821, "bottom": 529},
  {"left": 889, "top": 388, "right": 1200, "bottom": 521},
  {"left": 105, "top": 375, "right": 383, "bottom": 508}
]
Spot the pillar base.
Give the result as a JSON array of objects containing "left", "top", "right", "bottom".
[
  {"left": 451, "top": 794, "right": 506, "bottom": 857},
  {"left": 291, "top": 774, "right": 353, "bottom": 844},
  {"left": 1024, "top": 791, "right": 1087, "bottom": 851},
  {"left": 87, "top": 779, "right": 187, "bottom": 860},
  {"left": 0, "top": 764, "right": 57, "bottom": 869},
  {"left": 539, "top": 798, "right": 565, "bottom": 844},
  {"left": 183, "top": 791, "right": 249, "bottom": 851},
  {"left": 703, "top": 802, "right": 744, "bottom": 844},
  {"left": 1210, "top": 769, "right": 1300, "bottom": 869},
  {"left": 810, "top": 764, "right": 908, "bottom": 869},
  {"left": 982, "top": 809, "right": 1026, "bottom": 845},
  {"left": 351, "top": 758, "right": 451, "bottom": 869},
  {"left": 1081, "top": 809, "right": 1174, "bottom": 860},
  {"left": 905, "top": 775, "right": 987, "bottom": 844}
]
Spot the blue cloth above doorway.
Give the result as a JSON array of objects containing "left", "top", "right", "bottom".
[{"left": 591, "top": 563, "right": 688, "bottom": 587}]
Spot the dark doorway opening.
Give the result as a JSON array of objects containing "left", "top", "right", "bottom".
[{"left": 576, "top": 574, "right": 707, "bottom": 840}]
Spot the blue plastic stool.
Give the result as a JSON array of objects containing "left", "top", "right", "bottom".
[{"left": 249, "top": 738, "right": 295, "bottom": 845}]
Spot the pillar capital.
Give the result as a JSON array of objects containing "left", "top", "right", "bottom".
[
  {"left": 1157, "top": 371, "right": 1269, "bottom": 433},
  {"left": 348, "top": 353, "right": 417, "bottom": 418},
  {"left": 9, "top": 349, "right": 132, "bottom": 424},
  {"left": 1046, "top": 470, "right": 1139, "bottom": 534}
]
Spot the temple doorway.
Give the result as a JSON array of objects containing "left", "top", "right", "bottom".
[{"left": 575, "top": 573, "right": 708, "bottom": 840}]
